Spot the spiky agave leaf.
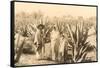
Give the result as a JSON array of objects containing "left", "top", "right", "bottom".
[{"left": 66, "top": 22, "right": 95, "bottom": 62}]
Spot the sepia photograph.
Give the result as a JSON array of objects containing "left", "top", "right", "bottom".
[{"left": 11, "top": 1, "right": 98, "bottom": 67}]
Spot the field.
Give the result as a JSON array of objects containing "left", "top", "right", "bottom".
[{"left": 14, "top": 11, "right": 97, "bottom": 66}]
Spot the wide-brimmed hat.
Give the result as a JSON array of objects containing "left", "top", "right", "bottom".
[{"left": 37, "top": 24, "right": 45, "bottom": 29}]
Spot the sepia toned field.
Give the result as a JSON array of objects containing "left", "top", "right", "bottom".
[
  {"left": 14, "top": 2, "right": 97, "bottom": 66},
  {"left": 14, "top": 12, "right": 97, "bottom": 66}
]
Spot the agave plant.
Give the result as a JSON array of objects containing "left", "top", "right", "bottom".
[{"left": 66, "top": 22, "right": 96, "bottom": 62}]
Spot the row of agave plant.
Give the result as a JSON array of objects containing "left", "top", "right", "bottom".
[
  {"left": 66, "top": 22, "right": 96, "bottom": 62},
  {"left": 15, "top": 12, "right": 96, "bottom": 63},
  {"left": 50, "top": 19, "right": 96, "bottom": 62}
]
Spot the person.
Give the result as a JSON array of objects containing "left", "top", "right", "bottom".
[
  {"left": 58, "top": 32, "right": 68, "bottom": 62},
  {"left": 50, "top": 25, "right": 60, "bottom": 61},
  {"left": 34, "top": 24, "right": 45, "bottom": 59}
]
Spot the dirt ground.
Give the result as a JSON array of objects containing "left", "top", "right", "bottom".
[{"left": 15, "top": 43, "right": 58, "bottom": 66}]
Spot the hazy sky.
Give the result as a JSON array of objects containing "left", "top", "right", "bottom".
[{"left": 15, "top": 2, "right": 96, "bottom": 18}]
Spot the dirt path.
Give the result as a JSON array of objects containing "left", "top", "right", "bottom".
[
  {"left": 16, "top": 54, "right": 57, "bottom": 66},
  {"left": 15, "top": 43, "right": 57, "bottom": 66}
]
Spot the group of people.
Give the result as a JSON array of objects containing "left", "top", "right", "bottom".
[{"left": 34, "top": 24, "right": 72, "bottom": 63}]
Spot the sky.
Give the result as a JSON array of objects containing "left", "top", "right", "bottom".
[{"left": 15, "top": 2, "right": 96, "bottom": 18}]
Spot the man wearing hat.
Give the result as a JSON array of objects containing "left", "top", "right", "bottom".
[{"left": 34, "top": 24, "right": 45, "bottom": 59}]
